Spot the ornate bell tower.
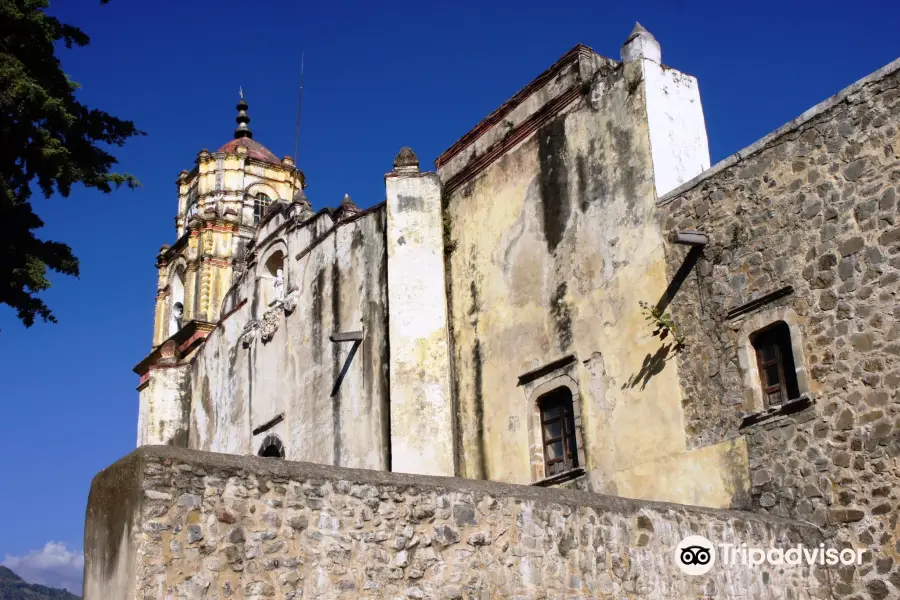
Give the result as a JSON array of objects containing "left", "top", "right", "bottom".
[{"left": 134, "top": 93, "right": 305, "bottom": 447}]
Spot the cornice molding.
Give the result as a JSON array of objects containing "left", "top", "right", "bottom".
[
  {"left": 133, "top": 319, "right": 215, "bottom": 377},
  {"left": 436, "top": 44, "right": 595, "bottom": 169},
  {"left": 442, "top": 84, "right": 583, "bottom": 195}
]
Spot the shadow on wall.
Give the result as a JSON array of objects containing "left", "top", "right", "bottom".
[
  {"left": 330, "top": 339, "right": 361, "bottom": 398},
  {"left": 625, "top": 342, "right": 677, "bottom": 391},
  {"left": 623, "top": 246, "right": 701, "bottom": 390}
]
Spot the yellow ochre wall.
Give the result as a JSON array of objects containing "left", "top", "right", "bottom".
[{"left": 441, "top": 58, "right": 747, "bottom": 509}]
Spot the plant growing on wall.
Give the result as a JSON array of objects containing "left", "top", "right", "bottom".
[{"left": 639, "top": 301, "right": 686, "bottom": 351}]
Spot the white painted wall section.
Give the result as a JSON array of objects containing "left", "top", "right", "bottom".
[
  {"left": 137, "top": 365, "right": 190, "bottom": 446},
  {"left": 643, "top": 60, "right": 711, "bottom": 197},
  {"left": 385, "top": 166, "right": 455, "bottom": 477}
]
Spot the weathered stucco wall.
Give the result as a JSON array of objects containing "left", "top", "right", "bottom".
[
  {"left": 137, "top": 364, "right": 192, "bottom": 447},
  {"left": 84, "top": 445, "right": 832, "bottom": 600},
  {"left": 83, "top": 450, "right": 142, "bottom": 600},
  {"left": 660, "top": 58, "right": 900, "bottom": 598},
  {"left": 438, "top": 47, "right": 739, "bottom": 507},
  {"left": 386, "top": 162, "right": 455, "bottom": 477},
  {"left": 187, "top": 206, "right": 390, "bottom": 471}
]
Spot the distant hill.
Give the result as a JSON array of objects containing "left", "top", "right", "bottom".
[{"left": 0, "top": 566, "right": 80, "bottom": 600}]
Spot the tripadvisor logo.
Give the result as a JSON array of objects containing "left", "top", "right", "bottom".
[
  {"left": 674, "top": 535, "right": 865, "bottom": 575},
  {"left": 675, "top": 535, "right": 716, "bottom": 575}
]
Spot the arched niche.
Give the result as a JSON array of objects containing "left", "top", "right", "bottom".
[
  {"left": 258, "top": 241, "right": 287, "bottom": 308},
  {"left": 258, "top": 435, "right": 285, "bottom": 458},
  {"left": 168, "top": 263, "right": 187, "bottom": 337}
]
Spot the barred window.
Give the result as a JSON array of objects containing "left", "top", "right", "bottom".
[
  {"left": 538, "top": 387, "right": 579, "bottom": 476},
  {"left": 253, "top": 193, "right": 272, "bottom": 225}
]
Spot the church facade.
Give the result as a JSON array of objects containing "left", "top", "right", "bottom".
[{"left": 132, "top": 24, "right": 900, "bottom": 595}]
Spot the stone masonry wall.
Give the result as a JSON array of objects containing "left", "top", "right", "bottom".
[
  {"left": 659, "top": 60, "right": 900, "bottom": 599},
  {"left": 84, "top": 445, "right": 832, "bottom": 599}
]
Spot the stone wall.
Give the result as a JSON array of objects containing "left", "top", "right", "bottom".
[
  {"left": 659, "top": 59, "right": 900, "bottom": 599},
  {"left": 84, "top": 445, "right": 832, "bottom": 599}
]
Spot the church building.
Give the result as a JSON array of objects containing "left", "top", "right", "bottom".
[{"left": 131, "top": 25, "right": 900, "bottom": 595}]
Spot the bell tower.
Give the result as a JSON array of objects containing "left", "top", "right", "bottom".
[{"left": 135, "top": 93, "right": 305, "bottom": 447}]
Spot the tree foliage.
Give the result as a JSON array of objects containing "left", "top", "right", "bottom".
[
  {"left": 0, "top": 0, "right": 144, "bottom": 327},
  {"left": 0, "top": 566, "right": 80, "bottom": 599}
]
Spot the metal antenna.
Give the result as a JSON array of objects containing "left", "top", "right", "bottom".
[{"left": 293, "top": 53, "right": 304, "bottom": 166}]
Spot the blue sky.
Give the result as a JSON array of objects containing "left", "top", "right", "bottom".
[{"left": 1, "top": 0, "right": 898, "bottom": 592}]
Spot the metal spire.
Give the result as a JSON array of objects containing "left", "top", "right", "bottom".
[{"left": 234, "top": 90, "right": 252, "bottom": 139}]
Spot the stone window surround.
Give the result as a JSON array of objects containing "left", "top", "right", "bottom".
[
  {"left": 518, "top": 357, "right": 587, "bottom": 485},
  {"left": 736, "top": 306, "right": 811, "bottom": 417},
  {"left": 244, "top": 182, "right": 279, "bottom": 225}
]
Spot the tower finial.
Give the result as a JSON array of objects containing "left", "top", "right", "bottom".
[
  {"left": 621, "top": 22, "right": 661, "bottom": 63},
  {"left": 234, "top": 91, "right": 252, "bottom": 139}
]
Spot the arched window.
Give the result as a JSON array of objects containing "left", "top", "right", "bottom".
[
  {"left": 258, "top": 435, "right": 285, "bottom": 458},
  {"left": 253, "top": 193, "right": 272, "bottom": 225},
  {"left": 169, "top": 267, "right": 186, "bottom": 337},
  {"left": 751, "top": 321, "right": 800, "bottom": 407}
]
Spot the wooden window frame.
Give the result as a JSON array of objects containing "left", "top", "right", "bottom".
[
  {"left": 538, "top": 388, "right": 579, "bottom": 476},
  {"left": 751, "top": 322, "right": 799, "bottom": 409}
]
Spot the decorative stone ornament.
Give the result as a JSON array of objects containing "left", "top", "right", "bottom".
[
  {"left": 259, "top": 308, "right": 279, "bottom": 343},
  {"left": 393, "top": 147, "right": 419, "bottom": 173},
  {"left": 282, "top": 291, "right": 299, "bottom": 315},
  {"left": 333, "top": 193, "right": 362, "bottom": 222},
  {"left": 292, "top": 187, "right": 315, "bottom": 221},
  {"left": 621, "top": 22, "right": 661, "bottom": 63},
  {"left": 240, "top": 320, "right": 259, "bottom": 348}
]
